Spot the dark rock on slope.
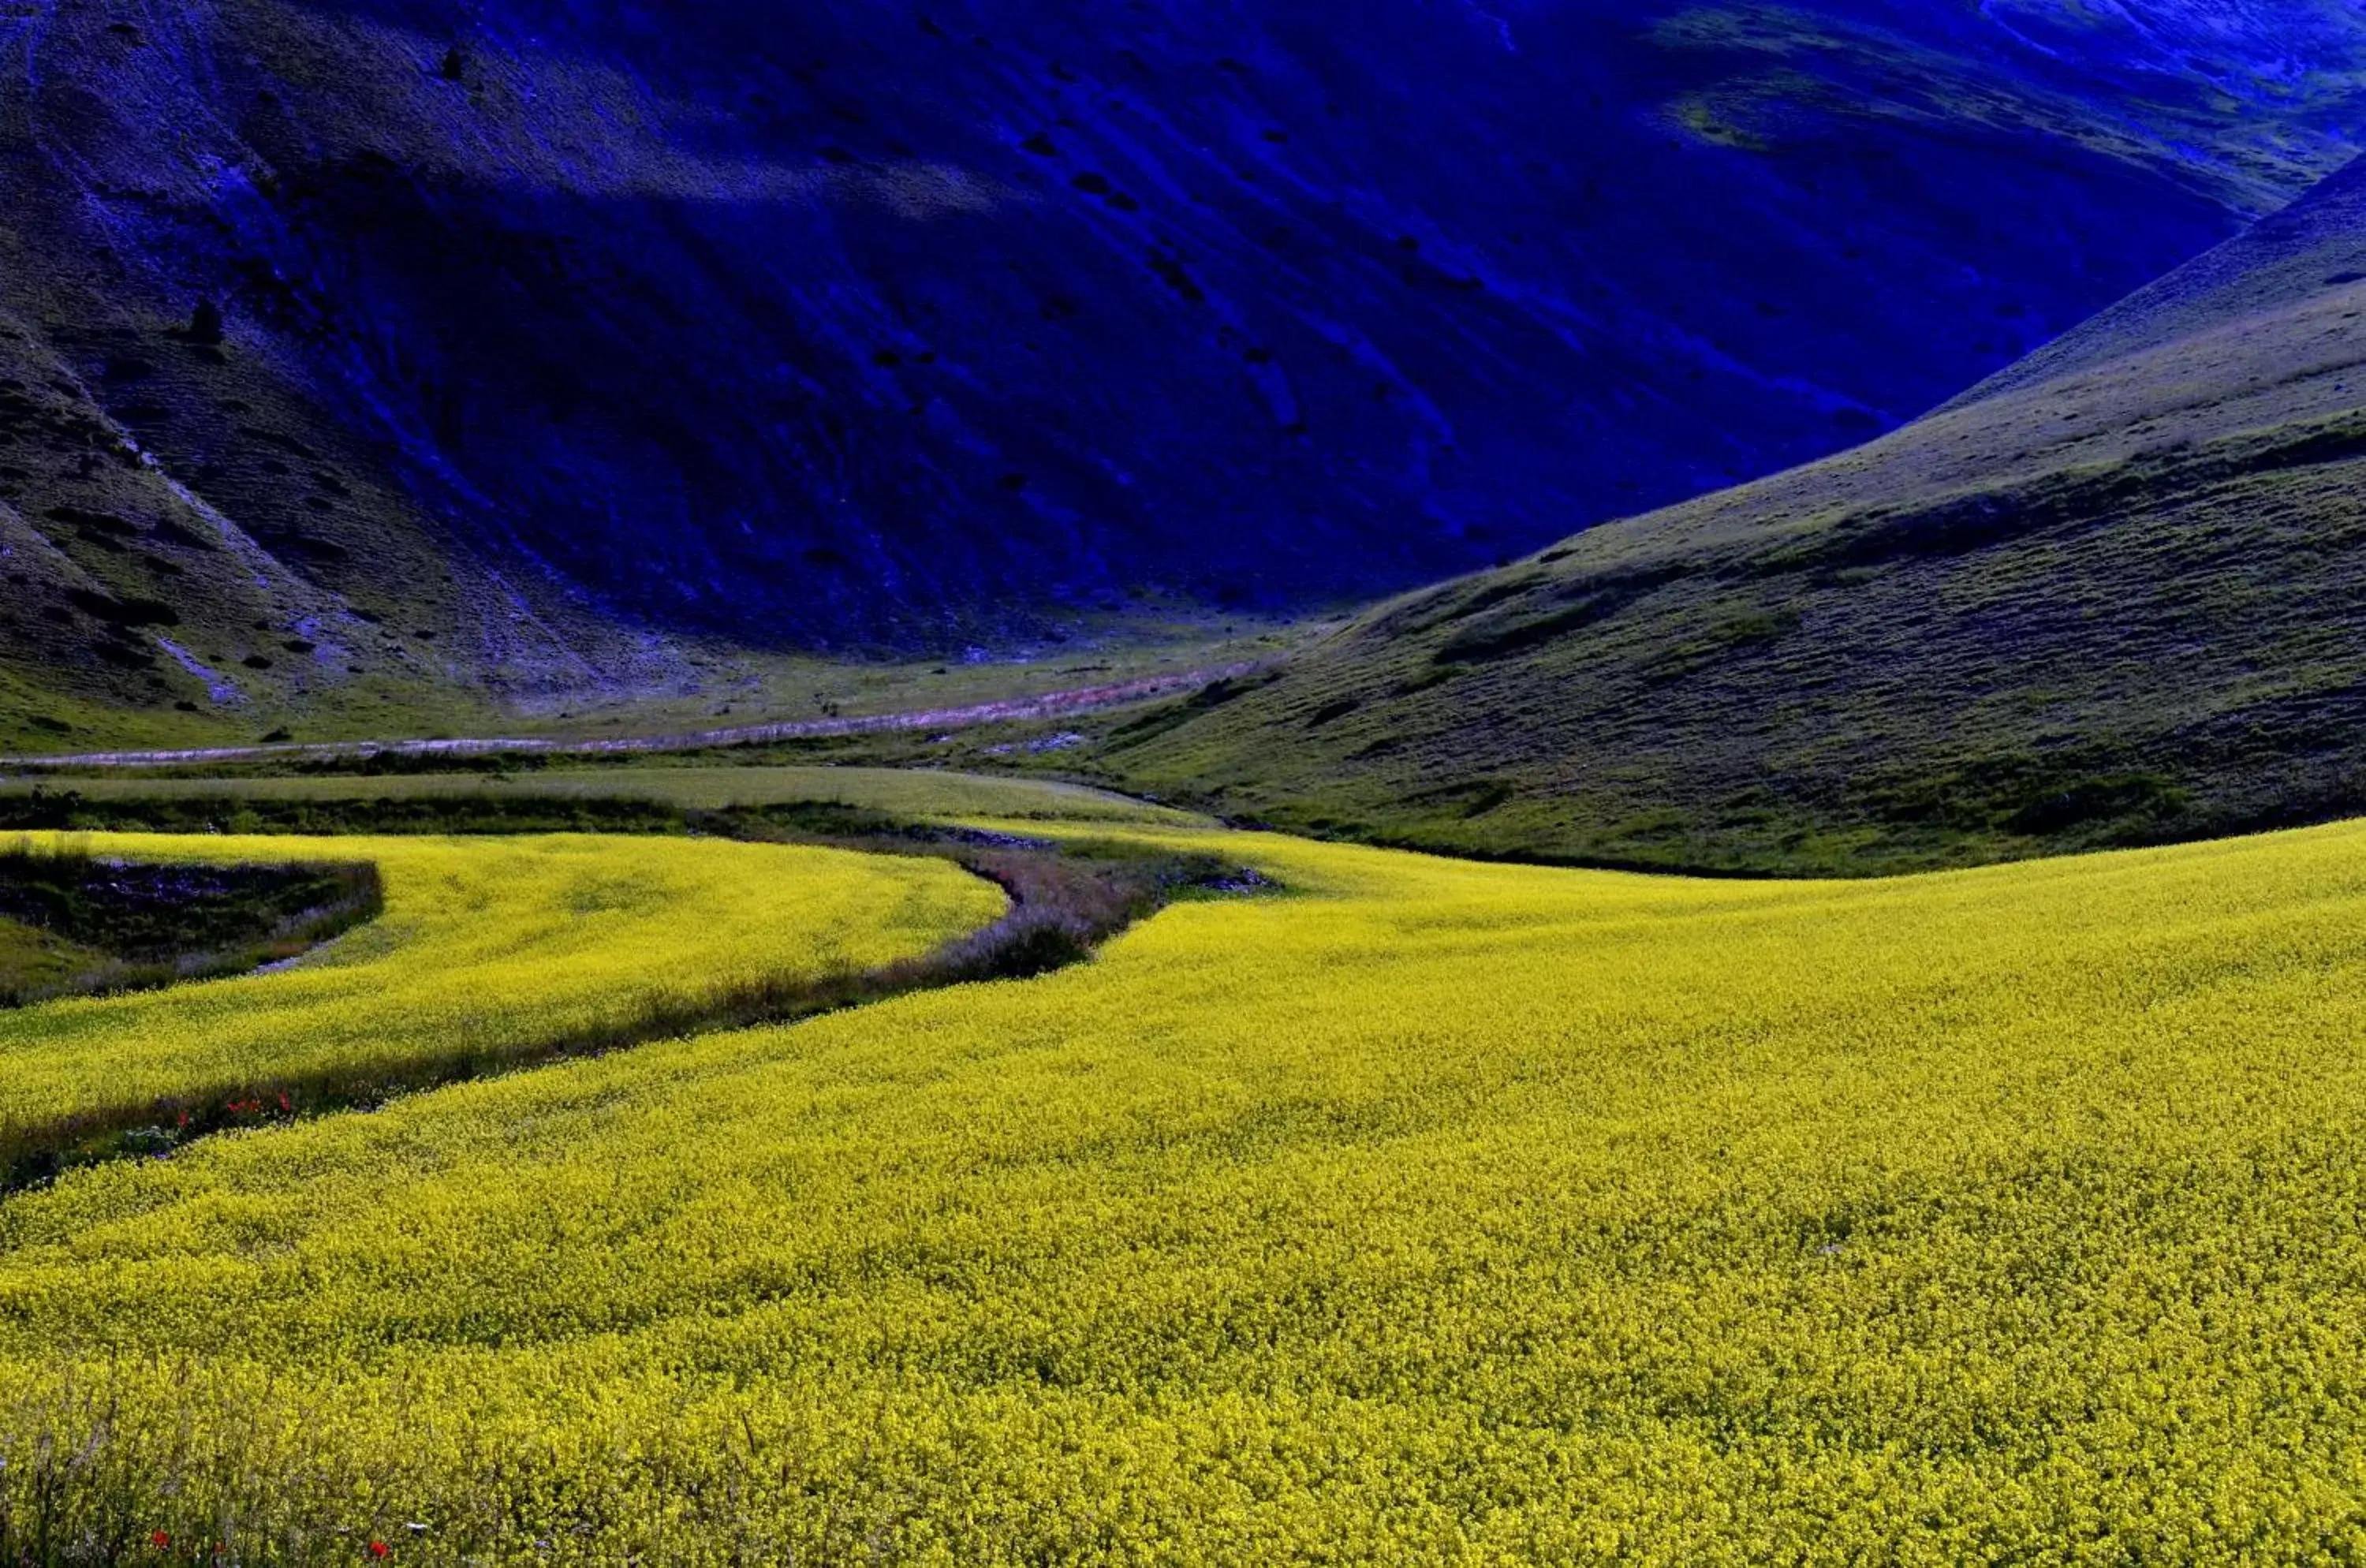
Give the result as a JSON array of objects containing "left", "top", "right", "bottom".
[
  {"left": 1098, "top": 154, "right": 2366, "bottom": 873},
  {"left": 1, "top": 0, "right": 2361, "bottom": 730}
]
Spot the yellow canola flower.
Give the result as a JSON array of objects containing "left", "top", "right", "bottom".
[
  {"left": 0, "top": 831, "right": 1005, "bottom": 1148},
  {"left": 6, "top": 820, "right": 2366, "bottom": 1561}
]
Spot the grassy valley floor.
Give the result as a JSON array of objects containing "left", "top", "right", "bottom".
[{"left": 0, "top": 765, "right": 1210, "bottom": 827}]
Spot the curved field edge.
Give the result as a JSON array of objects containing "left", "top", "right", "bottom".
[
  {"left": 0, "top": 822, "right": 1264, "bottom": 1189},
  {"left": 0, "top": 832, "right": 1007, "bottom": 1185},
  {"left": 7, "top": 818, "right": 2366, "bottom": 1559}
]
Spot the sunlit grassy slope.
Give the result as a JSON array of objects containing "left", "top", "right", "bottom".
[
  {"left": 2, "top": 766, "right": 1207, "bottom": 824},
  {"left": 10, "top": 819, "right": 2366, "bottom": 1559},
  {"left": 1094, "top": 156, "right": 2366, "bottom": 875},
  {"left": 0, "top": 833, "right": 1003, "bottom": 1160}
]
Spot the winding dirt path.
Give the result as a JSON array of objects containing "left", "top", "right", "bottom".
[{"left": 1, "top": 664, "right": 1257, "bottom": 771}]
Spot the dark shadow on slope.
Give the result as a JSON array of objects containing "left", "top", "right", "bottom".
[{"left": 3, "top": 0, "right": 2297, "bottom": 663}]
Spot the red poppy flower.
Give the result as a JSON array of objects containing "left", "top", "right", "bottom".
[
  {"left": 368, "top": 1544, "right": 390, "bottom": 1560},
  {"left": 151, "top": 1531, "right": 170, "bottom": 1549}
]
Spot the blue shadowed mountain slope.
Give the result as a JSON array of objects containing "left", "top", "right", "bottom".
[{"left": 0, "top": 0, "right": 2360, "bottom": 732}]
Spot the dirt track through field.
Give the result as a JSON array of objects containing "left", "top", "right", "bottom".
[{"left": 1, "top": 664, "right": 1258, "bottom": 771}]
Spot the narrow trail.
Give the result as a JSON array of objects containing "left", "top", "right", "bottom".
[{"left": 0, "top": 663, "right": 1259, "bottom": 771}]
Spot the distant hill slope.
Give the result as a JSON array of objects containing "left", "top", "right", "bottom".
[
  {"left": 2, "top": 0, "right": 2362, "bottom": 737},
  {"left": 1099, "top": 155, "right": 2366, "bottom": 873}
]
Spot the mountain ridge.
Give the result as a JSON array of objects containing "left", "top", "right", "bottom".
[{"left": 5, "top": 0, "right": 2365, "bottom": 749}]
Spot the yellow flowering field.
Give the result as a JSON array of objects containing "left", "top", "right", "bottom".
[
  {"left": 0, "top": 832, "right": 1005, "bottom": 1161},
  {"left": 8, "top": 819, "right": 2366, "bottom": 1561}
]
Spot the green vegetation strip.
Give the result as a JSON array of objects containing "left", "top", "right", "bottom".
[{"left": 0, "top": 763, "right": 1208, "bottom": 826}]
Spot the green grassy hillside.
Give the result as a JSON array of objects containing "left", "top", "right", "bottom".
[{"left": 1092, "top": 157, "right": 2366, "bottom": 873}]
